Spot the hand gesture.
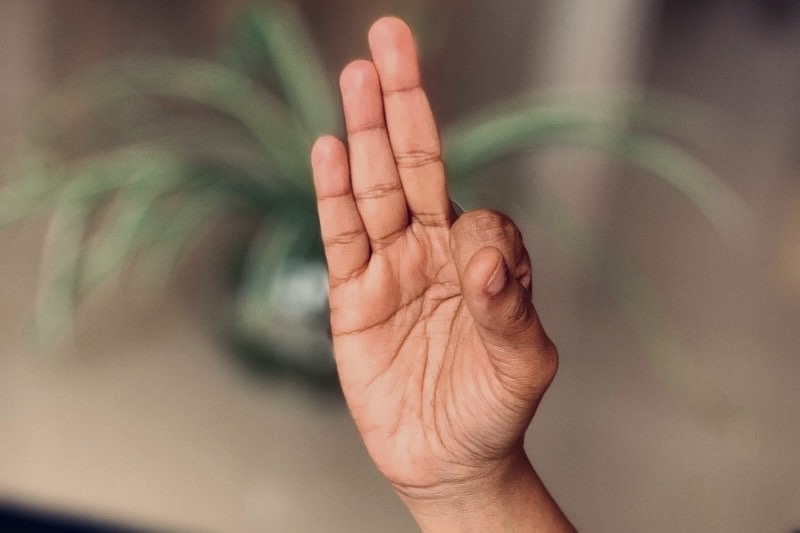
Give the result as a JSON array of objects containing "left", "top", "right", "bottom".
[{"left": 311, "top": 17, "right": 572, "bottom": 532}]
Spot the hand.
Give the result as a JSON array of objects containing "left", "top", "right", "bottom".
[{"left": 312, "top": 17, "right": 572, "bottom": 532}]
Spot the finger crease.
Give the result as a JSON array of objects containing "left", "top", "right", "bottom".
[
  {"left": 353, "top": 182, "right": 404, "bottom": 201},
  {"left": 395, "top": 151, "right": 442, "bottom": 169},
  {"left": 317, "top": 190, "right": 353, "bottom": 202},
  {"left": 333, "top": 291, "right": 426, "bottom": 337},
  {"left": 370, "top": 226, "right": 406, "bottom": 251},
  {"left": 347, "top": 123, "right": 386, "bottom": 136},
  {"left": 322, "top": 228, "right": 365, "bottom": 247},
  {"left": 412, "top": 212, "right": 451, "bottom": 228},
  {"left": 382, "top": 84, "right": 422, "bottom": 96},
  {"left": 328, "top": 262, "right": 369, "bottom": 289}
]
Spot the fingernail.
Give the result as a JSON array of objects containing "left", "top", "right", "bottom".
[{"left": 485, "top": 258, "right": 507, "bottom": 296}]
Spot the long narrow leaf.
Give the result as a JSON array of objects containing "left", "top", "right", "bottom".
[
  {"left": 443, "top": 107, "right": 752, "bottom": 240},
  {"left": 446, "top": 89, "right": 731, "bottom": 152},
  {"left": 443, "top": 105, "right": 611, "bottom": 179},
  {"left": 2, "top": 146, "right": 226, "bottom": 220},
  {"left": 34, "top": 194, "right": 98, "bottom": 345},
  {"left": 30, "top": 155, "right": 178, "bottom": 343},
  {"left": 531, "top": 127, "right": 755, "bottom": 243},
  {"left": 29, "top": 58, "right": 309, "bottom": 185},
  {"left": 80, "top": 186, "right": 177, "bottom": 292},
  {"left": 242, "top": 3, "right": 341, "bottom": 138},
  {"left": 136, "top": 193, "right": 229, "bottom": 286},
  {"left": 0, "top": 170, "right": 62, "bottom": 226}
]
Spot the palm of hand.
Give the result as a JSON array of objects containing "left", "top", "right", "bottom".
[
  {"left": 312, "top": 18, "right": 555, "bottom": 496},
  {"left": 330, "top": 224, "right": 513, "bottom": 490}
]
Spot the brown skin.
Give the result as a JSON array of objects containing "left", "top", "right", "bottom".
[{"left": 311, "top": 17, "right": 574, "bottom": 532}]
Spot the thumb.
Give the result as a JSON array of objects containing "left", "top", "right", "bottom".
[{"left": 461, "top": 246, "right": 557, "bottom": 386}]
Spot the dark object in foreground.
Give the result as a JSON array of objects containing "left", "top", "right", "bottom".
[{"left": 0, "top": 502, "right": 148, "bottom": 533}]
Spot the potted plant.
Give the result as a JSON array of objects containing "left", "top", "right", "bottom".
[{"left": 0, "top": 2, "right": 749, "bottom": 384}]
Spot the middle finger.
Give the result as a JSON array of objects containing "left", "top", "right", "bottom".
[{"left": 340, "top": 60, "right": 408, "bottom": 250}]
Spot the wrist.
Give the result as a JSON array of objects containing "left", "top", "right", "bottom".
[{"left": 395, "top": 449, "right": 574, "bottom": 533}]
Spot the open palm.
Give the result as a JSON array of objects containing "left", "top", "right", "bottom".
[{"left": 311, "top": 18, "right": 557, "bottom": 499}]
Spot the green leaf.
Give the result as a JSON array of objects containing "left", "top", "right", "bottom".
[
  {"left": 240, "top": 3, "right": 341, "bottom": 138},
  {"left": 0, "top": 171, "right": 61, "bottom": 226},
  {"left": 29, "top": 58, "right": 310, "bottom": 187},
  {"left": 136, "top": 193, "right": 228, "bottom": 286},
  {"left": 28, "top": 152, "right": 188, "bottom": 343},
  {"left": 448, "top": 89, "right": 730, "bottom": 151},
  {"left": 3, "top": 146, "right": 226, "bottom": 215},
  {"left": 533, "top": 127, "right": 754, "bottom": 243},
  {"left": 442, "top": 103, "right": 752, "bottom": 239},
  {"left": 443, "top": 104, "right": 607, "bottom": 180},
  {"left": 80, "top": 186, "right": 177, "bottom": 292},
  {"left": 33, "top": 193, "right": 98, "bottom": 345},
  {"left": 123, "top": 115, "right": 276, "bottom": 182}
]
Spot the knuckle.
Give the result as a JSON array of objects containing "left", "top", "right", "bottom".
[
  {"left": 394, "top": 149, "right": 442, "bottom": 170},
  {"left": 353, "top": 181, "right": 404, "bottom": 201},
  {"left": 322, "top": 227, "right": 363, "bottom": 248},
  {"left": 369, "top": 226, "right": 406, "bottom": 251},
  {"left": 412, "top": 211, "right": 450, "bottom": 227},
  {"left": 328, "top": 263, "right": 368, "bottom": 288},
  {"left": 464, "top": 209, "right": 515, "bottom": 242}
]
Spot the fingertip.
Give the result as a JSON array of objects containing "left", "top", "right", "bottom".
[
  {"left": 339, "top": 60, "right": 385, "bottom": 133},
  {"left": 339, "top": 59, "right": 379, "bottom": 94},
  {"left": 367, "top": 16, "right": 420, "bottom": 90},
  {"left": 311, "top": 135, "right": 344, "bottom": 168},
  {"left": 368, "top": 16, "right": 412, "bottom": 48},
  {"left": 311, "top": 136, "right": 350, "bottom": 198}
]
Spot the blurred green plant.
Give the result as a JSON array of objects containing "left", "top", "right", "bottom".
[{"left": 0, "top": 2, "right": 750, "bottom": 385}]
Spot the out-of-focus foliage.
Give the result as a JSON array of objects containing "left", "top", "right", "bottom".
[{"left": 0, "top": 2, "right": 750, "bottom": 380}]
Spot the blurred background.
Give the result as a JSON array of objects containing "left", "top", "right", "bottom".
[{"left": 0, "top": 0, "right": 798, "bottom": 531}]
